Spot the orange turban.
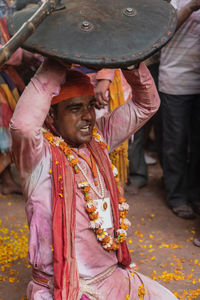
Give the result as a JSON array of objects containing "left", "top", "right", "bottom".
[{"left": 52, "top": 69, "right": 94, "bottom": 105}]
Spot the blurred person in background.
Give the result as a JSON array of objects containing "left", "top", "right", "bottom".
[
  {"left": 158, "top": 0, "right": 200, "bottom": 219},
  {"left": 0, "top": 0, "right": 41, "bottom": 194},
  {"left": 0, "top": 0, "right": 24, "bottom": 194},
  {"left": 127, "top": 54, "right": 160, "bottom": 196}
]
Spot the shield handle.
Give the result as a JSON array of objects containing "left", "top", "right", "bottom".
[{"left": 0, "top": 0, "right": 62, "bottom": 68}]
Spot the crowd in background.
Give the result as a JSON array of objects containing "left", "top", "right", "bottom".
[{"left": 128, "top": 0, "right": 200, "bottom": 223}]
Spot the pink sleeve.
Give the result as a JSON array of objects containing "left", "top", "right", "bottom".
[
  {"left": 95, "top": 69, "right": 115, "bottom": 82},
  {"left": 6, "top": 48, "right": 23, "bottom": 66},
  {"left": 10, "top": 60, "right": 66, "bottom": 175},
  {"left": 96, "top": 62, "right": 160, "bottom": 152}
]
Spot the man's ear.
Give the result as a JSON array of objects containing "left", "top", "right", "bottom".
[{"left": 49, "top": 106, "right": 56, "bottom": 123}]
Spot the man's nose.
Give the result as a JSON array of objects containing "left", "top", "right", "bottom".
[{"left": 82, "top": 107, "right": 92, "bottom": 120}]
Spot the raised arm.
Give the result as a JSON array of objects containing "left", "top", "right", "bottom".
[
  {"left": 175, "top": 0, "right": 200, "bottom": 30},
  {"left": 96, "top": 62, "right": 160, "bottom": 152},
  {"left": 10, "top": 59, "right": 67, "bottom": 175}
]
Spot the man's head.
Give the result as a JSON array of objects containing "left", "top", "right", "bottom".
[{"left": 50, "top": 69, "right": 96, "bottom": 148}]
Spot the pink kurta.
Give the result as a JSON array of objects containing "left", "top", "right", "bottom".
[{"left": 10, "top": 62, "right": 177, "bottom": 299}]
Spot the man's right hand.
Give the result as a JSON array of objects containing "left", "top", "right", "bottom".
[{"left": 176, "top": 0, "right": 200, "bottom": 30}]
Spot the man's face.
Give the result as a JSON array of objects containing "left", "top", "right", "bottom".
[{"left": 53, "top": 96, "right": 96, "bottom": 147}]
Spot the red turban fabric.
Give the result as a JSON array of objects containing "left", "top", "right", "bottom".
[{"left": 52, "top": 69, "right": 94, "bottom": 105}]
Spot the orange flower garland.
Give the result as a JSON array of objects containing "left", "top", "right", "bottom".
[{"left": 43, "top": 127, "right": 130, "bottom": 252}]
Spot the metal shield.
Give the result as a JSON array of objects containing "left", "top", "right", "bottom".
[{"left": 7, "top": 0, "right": 177, "bottom": 68}]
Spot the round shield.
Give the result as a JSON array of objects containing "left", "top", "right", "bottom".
[{"left": 7, "top": 0, "right": 177, "bottom": 68}]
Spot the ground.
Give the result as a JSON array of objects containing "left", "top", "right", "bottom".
[{"left": 0, "top": 162, "right": 200, "bottom": 300}]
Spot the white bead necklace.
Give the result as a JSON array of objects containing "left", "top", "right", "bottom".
[{"left": 77, "top": 162, "right": 105, "bottom": 199}]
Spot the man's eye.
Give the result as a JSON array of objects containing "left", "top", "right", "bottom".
[
  {"left": 71, "top": 107, "right": 80, "bottom": 112},
  {"left": 89, "top": 102, "right": 95, "bottom": 109}
]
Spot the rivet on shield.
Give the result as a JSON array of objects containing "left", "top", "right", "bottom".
[
  {"left": 123, "top": 7, "right": 137, "bottom": 17},
  {"left": 80, "top": 20, "right": 94, "bottom": 32}
]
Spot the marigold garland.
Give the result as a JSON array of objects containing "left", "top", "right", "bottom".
[
  {"left": 138, "top": 284, "right": 146, "bottom": 300},
  {"left": 43, "top": 127, "right": 131, "bottom": 252}
]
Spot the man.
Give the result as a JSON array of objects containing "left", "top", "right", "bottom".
[
  {"left": 10, "top": 58, "right": 177, "bottom": 299},
  {"left": 158, "top": 0, "right": 200, "bottom": 219}
]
